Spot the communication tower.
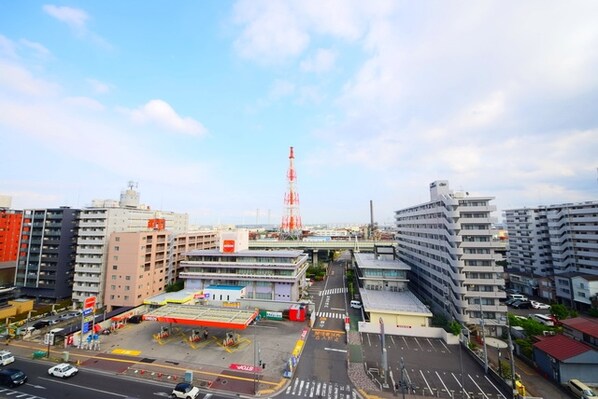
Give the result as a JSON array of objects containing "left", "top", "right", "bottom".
[{"left": 281, "top": 146, "right": 302, "bottom": 239}]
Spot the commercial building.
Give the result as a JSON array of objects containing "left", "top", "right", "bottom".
[
  {"left": 73, "top": 183, "right": 189, "bottom": 308},
  {"left": 15, "top": 207, "right": 79, "bottom": 300},
  {"left": 353, "top": 245, "right": 432, "bottom": 329},
  {"left": 104, "top": 229, "right": 217, "bottom": 311},
  {"left": 505, "top": 201, "right": 598, "bottom": 303},
  {"left": 179, "top": 230, "right": 310, "bottom": 302},
  {"left": 395, "top": 180, "right": 506, "bottom": 335}
]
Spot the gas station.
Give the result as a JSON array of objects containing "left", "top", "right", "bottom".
[{"left": 142, "top": 304, "right": 259, "bottom": 348}]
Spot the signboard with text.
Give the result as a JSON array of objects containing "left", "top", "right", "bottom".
[{"left": 84, "top": 296, "right": 96, "bottom": 310}]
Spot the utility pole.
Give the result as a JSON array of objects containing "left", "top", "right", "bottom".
[{"left": 479, "top": 297, "right": 488, "bottom": 374}]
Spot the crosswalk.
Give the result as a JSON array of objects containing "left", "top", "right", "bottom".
[
  {"left": 285, "top": 379, "right": 357, "bottom": 398},
  {"left": 315, "top": 312, "right": 347, "bottom": 319},
  {"left": 319, "top": 287, "right": 347, "bottom": 296}
]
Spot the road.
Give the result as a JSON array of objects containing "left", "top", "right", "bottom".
[
  {"left": 280, "top": 259, "right": 358, "bottom": 399},
  {"left": 0, "top": 357, "right": 224, "bottom": 399}
]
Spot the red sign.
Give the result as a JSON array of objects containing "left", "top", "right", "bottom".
[
  {"left": 84, "top": 296, "right": 96, "bottom": 309},
  {"left": 229, "top": 363, "right": 260, "bottom": 373},
  {"left": 222, "top": 240, "right": 235, "bottom": 253}
]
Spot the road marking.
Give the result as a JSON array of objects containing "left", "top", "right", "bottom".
[
  {"left": 402, "top": 336, "right": 410, "bottom": 349},
  {"left": 452, "top": 372, "right": 470, "bottom": 398},
  {"left": 38, "top": 377, "right": 131, "bottom": 397},
  {"left": 468, "top": 374, "right": 489, "bottom": 399},
  {"left": 427, "top": 338, "right": 436, "bottom": 351},
  {"left": 484, "top": 375, "right": 508, "bottom": 399},
  {"left": 419, "top": 369, "right": 433, "bottom": 395},
  {"left": 440, "top": 340, "right": 452, "bottom": 353},
  {"left": 331, "top": 307, "right": 345, "bottom": 311},
  {"left": 435, "top": 370, "right": 451, "bottom": 397},
  {"left": 414, "top": 337, "right": 424, "bottom": 351},
  {"left": 390, "top": 336, "right": 395, "bottom": 346},
  {"left": 325, "top": 347, "right": 347, "bottom": 353},
  {"left": 112, "top": 348, "right": 141, "bottom": 356}
]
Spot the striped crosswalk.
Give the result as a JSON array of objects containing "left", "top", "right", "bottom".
[
  {"left": 319, "top": 287, "right": 348, "bottom": 296},
  {"left": 285, "top": 379, "right": 357, "bottom": 398},
  {"left": 315, "top": 312, "right": 347, "bottom": 319}
]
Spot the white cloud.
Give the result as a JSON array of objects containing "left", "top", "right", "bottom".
[
  {"left": 268, "top": 80, "right": 295, "bottom": 99},
  {"left": 0, "top": 60, "right": 59, "bottom": 97},
  {"left": 233, "top": 1, "right": 309, "bottom": 63},
  {"left": 19, "top": 39, "right": 51, "bottom": 59},
  {"left": 87, "top": 78, "right": 111, "bottom": 94},
  {"left": 0, "top": 35, "right": 18, "bottom": 59},
  {"left": 300, "top": 48, "right": 336, "bottom": 73},
  {"left": 126, "top": 100, "right": 207, "bottom": 136},
  {"left": 43, "top": 4, "right": 88, "bottom": 32},
  {"left": 64, "top": 96, "right": 105, "bottom": 111}
]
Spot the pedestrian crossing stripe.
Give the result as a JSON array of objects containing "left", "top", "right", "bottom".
[
  {"left": 286, "top": 379, "right": 357, "bottom": 398},
  {"left": 316, "top": 312, "right": 347, "bottom": 319},
  {"left": 319, "top": 287, "right": 348, "bottom": 296}
]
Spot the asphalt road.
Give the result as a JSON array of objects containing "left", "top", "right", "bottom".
[
  {"left": 281, "top": 260, "right": 357, "bottom": 399},
  {"left": 0, "top": 357, "right": 225, "bottom": 399}
]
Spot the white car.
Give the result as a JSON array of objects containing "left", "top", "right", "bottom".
[
  {"left": 531, "top": 301, "right": 551, "bottom": 310},
  {"left": 171, "top": 382, "right": 200, "bottom": 399},
  {"left": 0, "top": 350, "right": 15, "bottom": 366},
  {"left": 48, "top": 363, "right": 78, "bottom": 378}
]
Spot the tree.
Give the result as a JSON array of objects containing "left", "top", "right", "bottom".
[{"left": 550, "top": 303, "right": 569, "bottom": 321}]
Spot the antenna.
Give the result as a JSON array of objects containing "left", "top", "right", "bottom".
[{"left": 281, "top": 146, "right": 302, "bottom": 239}]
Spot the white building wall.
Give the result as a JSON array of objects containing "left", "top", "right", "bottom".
[{"left": 395, "top": 181, "right": 506, "bottom": 333}]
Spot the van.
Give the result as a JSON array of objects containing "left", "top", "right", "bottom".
[
  {"left": 529, "top": 313, "right": 555, "bottom": 327},
  {"left": 350, "top": 300, "right": 362, "bottom": 309},
  {"left": 0, "top": 351, "right": 14, "bottom": 366},
  {"left": 568, "top": 379, "right": 597, "bottom": 399},
  {"left": 0, "top": 368, "right": 27, "bottom": 388},
  {"left": 508, "top": 294, "right": 528, "bottom": 301}
]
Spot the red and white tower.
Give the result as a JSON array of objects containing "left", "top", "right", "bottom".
[{"left": 281, "top": 146, "right": 302, "bottom": 239}]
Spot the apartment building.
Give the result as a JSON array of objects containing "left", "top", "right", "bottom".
[
  {"left": 104, "top": 229, "right": 217, "bottom": 311},
  {"left": 505, "top": 201, "right": 598, "bottom": 301},
  {"left": 179, "top": 230, "right": 310, "bottom": 302},
  {"left": 73, "top": 184, "right": 189, "bottom": 308},
  {"left": 15, "top": 207, "right": 79, "bottom": 300},
  {"left": 395, "top": 181, "right": 506, "bottom": 335},
  {"left": 0, "top": 199, "right": 22, "bottom": 262}
]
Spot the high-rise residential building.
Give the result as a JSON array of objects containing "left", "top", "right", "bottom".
[
  {"left": 104, "top": 229, "right": 217, "bottom": 311},
  {"left": 395, "top": 180, "right": 506, "bottom": 335},
  {"left": 505, "top": 200, "right": 598, "bottom": 300},
  {"left": 15, "top": 207, "right": 79, "bottom": 300},
  {"left": 72, "top": 183, "right": 189, "bottom": 308},
  {"left": 0, "top": 196, "right": 22, "bottom": 263}
]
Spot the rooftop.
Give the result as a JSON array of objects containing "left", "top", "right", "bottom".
[
  {"left": 361, "top": 289, "right": 431, "bottom": 315},
  {"left": 354, "top": 252, "right": 410, "bottom": 271},
  {"left": 561, "top": 317, "right": 598, "bottom": 338},
  {"left": 533, "top": 334, "right": 594, "bottom": 361}
]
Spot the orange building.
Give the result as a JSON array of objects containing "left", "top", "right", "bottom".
[{"left": 0, "top": 210, "right": 22, "bottom": 262}]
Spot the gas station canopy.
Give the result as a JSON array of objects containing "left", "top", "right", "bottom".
[{"left": 142, "top": 304, "right": 259, "bottom": 330}]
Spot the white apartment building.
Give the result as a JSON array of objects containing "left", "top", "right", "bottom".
[
  {"left": 505, "top": 201, "right": 598, "bottom": 299},
  {"left": 73, "top": 184, "right": 188, "bottom": 308},
  {"left": 395, "top": 181, "right": 506, "bottom": 335}
]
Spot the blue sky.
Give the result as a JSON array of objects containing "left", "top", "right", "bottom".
[{"left": 1, "top": 1, "right": 598, "bottom": 227}]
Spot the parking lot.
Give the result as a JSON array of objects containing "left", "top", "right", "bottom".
[{"left": 362, "top": 334, "right": 509, "bottom": 398}]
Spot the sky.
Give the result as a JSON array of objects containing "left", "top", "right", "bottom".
[{"left": 1, "top": 1, "right": 598, "bottom": 227}]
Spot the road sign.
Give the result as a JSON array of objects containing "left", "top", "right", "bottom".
[
  {"left": 83, "top": 308, "right": 92, "bottom": 316},
  {"left": 84, "top": 296, "right": 96, "bottom": 309},
  {"left": 82, "top": 321, "right": 91, "bottom": 334}
]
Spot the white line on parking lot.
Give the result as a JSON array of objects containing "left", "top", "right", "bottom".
[
  {"left": 484, "top": 375, "right": 508, "bottom": 399},
  {"left": 426, "top": 338, "right": 436, "bottom": 351},
  {"left": 419, "top": 369, "right": 433, "bottom": 395},
  {"left": 440, "top": 340, "right": 452, "bottom": 353},
  {"left": 402, "top": 336, "right": 410, "bottom": 349},
  {"left": 452, "top": 372, "right": 470, "bottom": 398},
  {"left": 435, "top": 370, "right": 451, "bottom": 397},
  {"left": 390, "top": 335, "right": 395, "bottom": 346},
  {"left": 467, "top": 374, "right": 489, "bottom": 399},
  {"left": 414, "top": 337, "right": 424, "bottom": 351}
]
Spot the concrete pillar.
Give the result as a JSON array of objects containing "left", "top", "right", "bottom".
[{"left": 312, "top": 250, "right": 318, "bottom": 267}]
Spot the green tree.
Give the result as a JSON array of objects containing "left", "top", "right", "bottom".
[{"left": 550, "top": 303, "right": 569, "bottom": 320}]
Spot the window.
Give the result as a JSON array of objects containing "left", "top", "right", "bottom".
[
  {"left": 114, "top": 246, "right": 119, "bottom": 251},
  {"left": 113, "top": 265, "right": 118, "bottom": 270},
  {"left": 125, "top": 276, "right": 131, "bottom": 281}
]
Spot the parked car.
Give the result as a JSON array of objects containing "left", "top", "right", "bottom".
[
  {"left": 0, "top": 351, "right": 15, "bottom": 366},
  {"left": 505, "top": 298, "right": 520, "bottom": 306},
  {"left": 0, "top": 368, "right": 27, "bottom": 388},
  {"left": 531, "top": 301, "right": 551, "bottom": 310},
  {"left": 171, "top": 382, "right": 200, "bottom": 399},
  {"left": 48, "top": 363, "right": 78, "bottom": 378},
  {"left": 32, "top": 320, "right": 50, "bottom": 329},
  {"left": 512, "top": 300, "right": 532, "bottom": 309}
]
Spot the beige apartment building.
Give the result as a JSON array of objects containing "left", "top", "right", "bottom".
[{"left": 104, "top": 230, "right": 217, "bottom": 311}]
